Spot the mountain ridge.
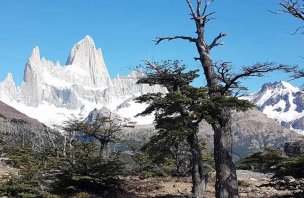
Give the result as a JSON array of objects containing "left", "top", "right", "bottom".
[
  {"left": 248, "top": 81, "right": 304, "bottom": 134},
  {"left": 0, "top": 36, "right": 303, "bottom": 136},
  {"left": 0, "top": 36, "right": 166, "bottom": 127}
]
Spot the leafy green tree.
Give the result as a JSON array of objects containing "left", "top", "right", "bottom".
[
  {"left": 239, "top": 146, "right": 304, "bottom": 179},
  {"left": 142, "top": 135, "right": 192, "bottom": 177}
]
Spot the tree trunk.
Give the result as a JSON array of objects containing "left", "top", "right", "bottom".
[
  {"left": 212, "top": 109, "right": 239, "bottom": 198},
  {"left": 187, "top": 132, "right": 209, "bottom": 198},
  {"left": 196, "top": 39, "right": 239, "bottom": 198},
  {"left": 154, "top": 2, "right": 240, "bottom": 196}
]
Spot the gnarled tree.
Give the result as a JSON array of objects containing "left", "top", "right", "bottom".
[{"left": 153, "top": 1, "right": 291, "bottom": 197}]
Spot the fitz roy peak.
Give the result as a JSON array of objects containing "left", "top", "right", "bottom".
[
  {"left": 66, "top": 35, "right": 111, "bottom": 88},
  {"left": 0, "top": 36, "right": 165, "bottom": 127}
]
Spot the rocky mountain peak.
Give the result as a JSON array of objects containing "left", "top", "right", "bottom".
[
  {"left": 260, "top": 81, "right": 300, "bottom": 93},
  {"left": 0, "top": 73, "right": 17, "bottom": 98},
  {"left": 66, "top": 35, "right": 111, "bottom": 88},
  {"left": 249, "top": 81, "right": 304, "bottom": 134},
  {"left": 66, "top": 35, "right": 98, "bottom": 66},
  {"left": 0, "top": 36, "right": 167, "bottom": 127},
  {"left": 3, "top": 73, "right": 14, "bottom": 84},
  {"left": 28, "top": 46, "right": 41, "bottom": 66}
]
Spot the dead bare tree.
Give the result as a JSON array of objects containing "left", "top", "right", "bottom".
[
  {"left": 273, "top": 0, "right": 304, "bottom": 34},
  {"left": 154, "top": 1, "right": 292, "bottom": 197}
]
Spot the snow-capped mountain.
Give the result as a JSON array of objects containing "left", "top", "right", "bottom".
[
  {"left": 0, "top": 36, "right": 166, "bottom": 127},
  {"left": 248, "top": 81, "right": 304, "bottom": 134}
]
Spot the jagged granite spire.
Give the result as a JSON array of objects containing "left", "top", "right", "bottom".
[
  {"left": 0, "top": 36, "right": 166, "bottom": 127},
  {"left": 66, "top": 35, "right": 111, "bottom": 88},
  {"left": 28, "top": 46, "right": 41, "bottom": 66}
]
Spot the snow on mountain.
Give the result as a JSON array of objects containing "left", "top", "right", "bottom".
[
  {"left": 0, "top": 36, "right": 166, "bottom": 127},
  {"left": 0, "top": 73, "right": 18, "bottom": 100},
  {"left": 249, "top": 81, "right": 304, "bottom": 134},
  {"left": 66, "top": 35, "right": 111, "bottom": 88}
]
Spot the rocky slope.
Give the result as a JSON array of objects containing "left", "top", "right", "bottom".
[
  {"left": 0, "top": 100, "right": 41, "bottom": 126},
  {"left": 198, "top": 109, "right": 300, "bottom": 158},
  {"left": 87, "top": 106, "right": 300, "bottom": 158},
  {"left": 230, "top": 109, "right": 301, "bottom": 158},
  {"left": 0, "top": 100, "right": 49, "bottom": 146},
  {"left": 180, "top": 109, "right": 300, "bottom": 158}
]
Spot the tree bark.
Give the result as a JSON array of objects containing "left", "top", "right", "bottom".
[
  {"left": 212, "top": 108, "right": 239, "bottom": 198},
  {"left": 187, "top": 132, "right": 209, "bottom": 198}
]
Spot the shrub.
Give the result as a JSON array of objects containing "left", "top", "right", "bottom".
[
  {"left": 238, "top": 147, "right": 284, "bottom": 171},
  {"left": 276, "top": 157, "right": 304, "bottom": 178},
  {"left": 0, "top": 177, "right": 56, "bottom": 198}
]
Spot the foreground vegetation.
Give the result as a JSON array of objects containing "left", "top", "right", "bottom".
[
  {"left": 239, "top": 146, "right": 304, "bottom": 179},
  {"left": 0, "top": 120, "right": 126, "bottom": 197},
  {"left": 1, "top": 116, "right": 304, "bottom": 198}
]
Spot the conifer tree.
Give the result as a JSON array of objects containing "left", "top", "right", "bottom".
[
  {"left": 136, "top": 60, "right": 255, "bottom": 197},
  {"left": 136, "top": 60, "right": 209, "bottom": 197},
  {"left": 144, "top": 1, "right": 290, "bottom": 197}
]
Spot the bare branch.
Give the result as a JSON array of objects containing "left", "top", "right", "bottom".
[
  {"left": 280, "top": 0, "right": 304, "bottom": 21},
  {"left": 154, "top": 36, "right": 197, "bottom": 45},
  {"left": 215, "top": 62, "right": 293, "bottom": 94},
  {"left": 209, "top": 32, "right": 228, "bottom": 49},
  {"left": 271, "top": 0, "right": 304, "bottom": 33},
  {"left": 290, "top": 25, "right": 304, "bottom": 34},
  {"left": 290, "top": 66, "right": 304, "bottom": 80},
  {"left": 196, "top": 0, "right": 202, "bottom": 16},
  {"left": 186, "top": 0, "right": 197, "bottom": 17},
  {"left": 202, "top": 0, "right": 214, "bottom": 16}
]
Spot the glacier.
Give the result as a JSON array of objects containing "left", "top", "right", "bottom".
[{"left": 0, "top": 35, "right": 166, "bottom": 127}]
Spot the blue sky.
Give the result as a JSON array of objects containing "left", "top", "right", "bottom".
[{"left": 0, "top": 0, "right": 303, "bottom": 92}]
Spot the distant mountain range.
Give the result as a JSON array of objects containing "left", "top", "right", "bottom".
[
  {"left": 0, "top": 36, "right": 303, "bottom": 134},
  {"left": 0, "top": 35, "right": 302, "bottom": 158},
  {"left": 0, "top": 35, "right": 165, "bottom": 127},
  {"left": 247, "top": 81, "right": 304, "bottom": 135}
]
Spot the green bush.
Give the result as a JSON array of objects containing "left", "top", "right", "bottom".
[
  {"left": 52, "top": 142, "right": 124, "bottom": 194},
  {"left": 0, "top": 139, "right": 125, "bottom": 197},
  {"left": 276, "top": 157, "right": 304, "bottom": 178},
  {"left": 0, "top": 178, "right": 56, "bottom": 198},
  {"left": 239, "top": 147, "right": 304, "bottom": 179},
  {"left": 238, "top": 147, "right": 284, "bottom": 171}
]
